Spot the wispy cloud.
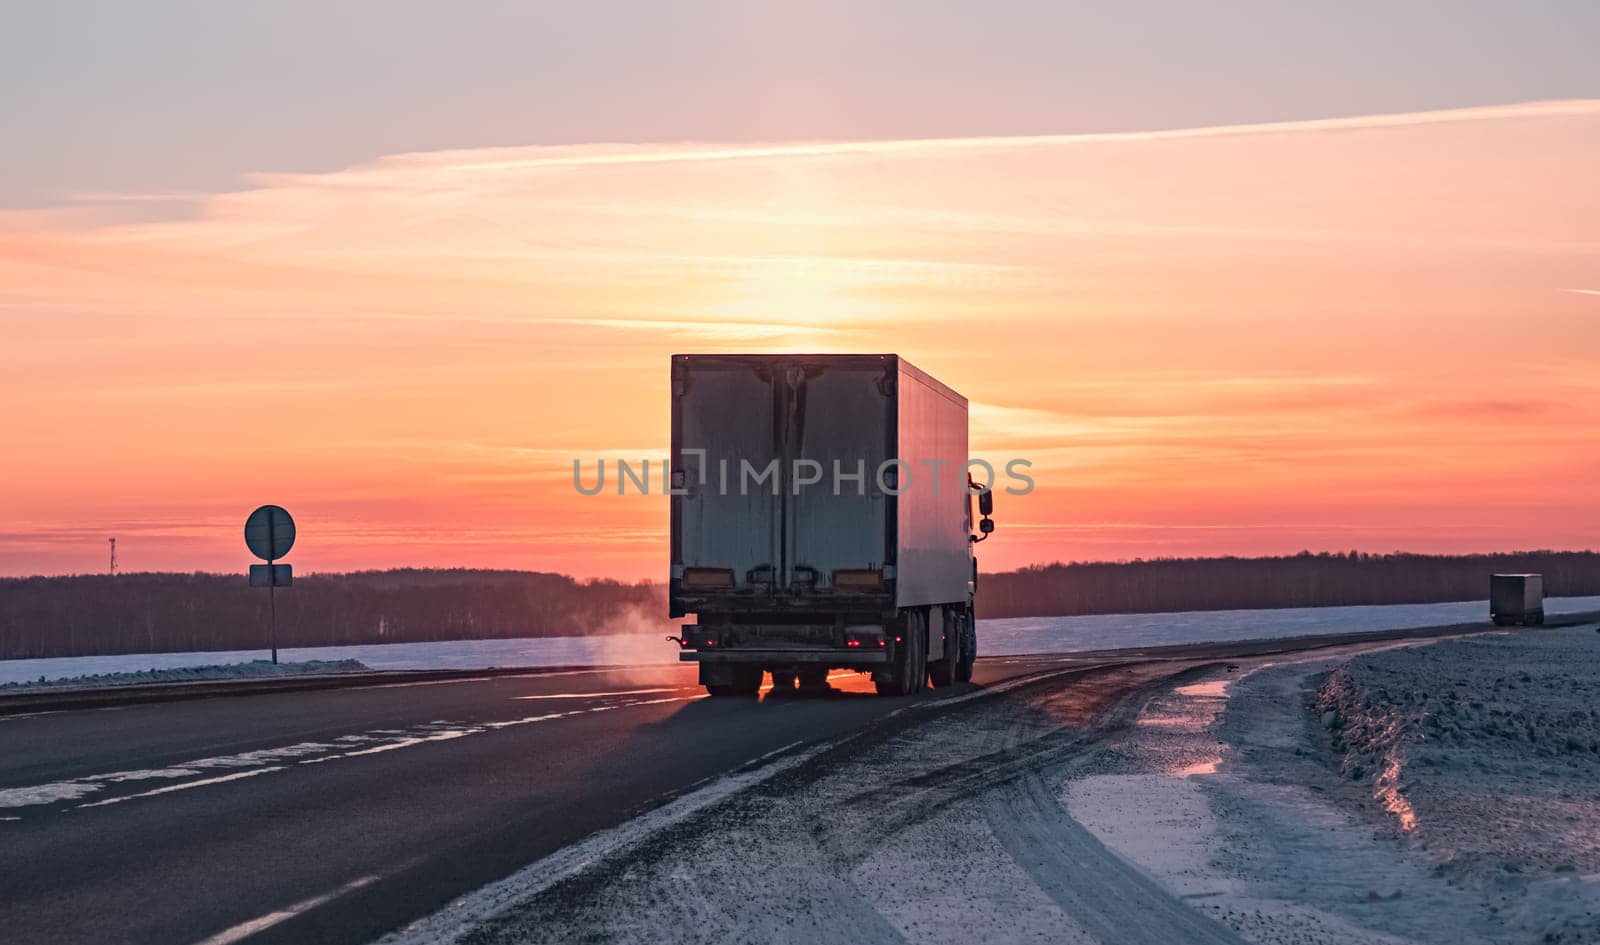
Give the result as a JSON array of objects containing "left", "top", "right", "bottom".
[{"left": 368, "top": 99, "right": 1600, "bottom": 175}]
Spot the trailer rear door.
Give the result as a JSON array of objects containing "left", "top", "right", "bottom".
[
  {"left": 783, "top": 361, "right": 891, "bottom": 589},
  {"left": 673, "top": 359, "right": 780, "bottom": 594}
]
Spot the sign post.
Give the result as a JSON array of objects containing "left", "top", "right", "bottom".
[{"left": 244, "top": 504, "right": 296, "bottom": 664}]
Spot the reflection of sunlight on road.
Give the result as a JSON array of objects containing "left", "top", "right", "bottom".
[
  {"left": 759, "top": 670, "right": 869, "bottom": 697},
  {"left": 1138, "top": 673, "right": 1237, "bottom": 778},
  {"left": 1172, "top": 758, "right": 1220, "bottom": 777},
  {"left": 515, "top": 687, "right": 687, "bottom": 700},
  {"left": 1174, "top": 680, "right": 1232, "bottom": 699}
]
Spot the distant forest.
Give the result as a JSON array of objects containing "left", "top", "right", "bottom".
[
  {"left": 975, "top": 550, "right": 1600, "bottom": 619},
  {"left": 0, "top": 570, "right": 668, "bottom": 660},
  {"left": 2, "top": 551, "right": 1598, "bottom": 660}
]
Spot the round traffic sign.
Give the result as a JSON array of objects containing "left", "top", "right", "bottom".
[{"left": 244, "top": 505, "right": 296, "bottom": 561}]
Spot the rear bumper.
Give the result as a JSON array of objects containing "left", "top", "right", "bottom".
[{"left": 680, "top": 648, "right": 888, "bottom": 665}]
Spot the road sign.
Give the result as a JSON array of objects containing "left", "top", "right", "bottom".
[
  {"left": 249, "top": 563, "right": 292, "bottom": 587},
  {"left": 244, "top": 505, "right": 295, "bottom": 561},
  {"left": 244, "top": 504, "right": 295, "bottom": 665}
]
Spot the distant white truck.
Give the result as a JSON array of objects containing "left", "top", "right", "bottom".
[{"left": 1490, "top": 573, "right": 1544, "bottom": 626}]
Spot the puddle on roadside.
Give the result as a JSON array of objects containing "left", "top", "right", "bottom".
[
  {"left": 1174, "top": 679, "right": 1232, "bottom": 699},
  {"left": 1136, "top": 674, "right": 1239, "bottom": 777}
]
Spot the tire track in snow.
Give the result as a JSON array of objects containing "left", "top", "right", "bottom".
[
  {"left": 975, "top": 665, "right": 1246, "bottom": 945},
  {"left": 982, "top": 769, "right": 1244, "bottom": 945}
]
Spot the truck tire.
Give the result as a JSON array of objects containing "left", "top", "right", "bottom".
[
  {"left": 705, "top": 664, "right": 763, "bottom": 698},
  {"left": 875, "top": 611, "right": 925, "bottom": 697},
  {"left": 955, "top": 605, "right": 976, "bottom": 682},
  {"left": 929, "top": 608, "right": 957, "bottom": 687},
  {"left": 769, "top": 670, "right": 798, "bottom": 690},
  {"left": 910, "top": 629, "right": 925, "bottom": 694},
  {"left": 910, "top": 610, "right": 929, "bottom": 694}
]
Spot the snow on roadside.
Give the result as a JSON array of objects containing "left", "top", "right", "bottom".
[
  {"left": 0, "top": 658, "right": 370, "bottom": 692},
  {"left": 1315, "top": 628, "right": 1600, "bottom": 878},
  {"left": 1066, "top": 628, "right": 1600, "bottom": 945}
]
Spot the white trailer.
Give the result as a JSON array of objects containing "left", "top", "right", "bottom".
[{"left": 668, "top": 354, "right": 995, "bottom": 697}]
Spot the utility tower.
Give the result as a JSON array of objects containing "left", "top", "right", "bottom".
[{"left": 109, "top": 537, "right": 117, "bottom": 576}]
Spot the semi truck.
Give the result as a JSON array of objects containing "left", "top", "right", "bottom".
[{"left": 668, "top": 354, "right": 996, "bottom": 697}]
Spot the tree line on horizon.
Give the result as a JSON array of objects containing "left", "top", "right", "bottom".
[
  {"left": 0, "top": 569, "right": 668, "bottom": 660},
  {"left": 974, "top": 550, "right": 1600, "bottom": 619},
  {"left": 1, "top": 551, "right": 1597, "bottom": 660}
]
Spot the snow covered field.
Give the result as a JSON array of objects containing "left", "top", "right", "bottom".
[
  {"left": 4, "top": 595, "right": 1598, "bottom": 688},
  {"left": 0, "top": 659, "right": 370, "bottom": 691}
]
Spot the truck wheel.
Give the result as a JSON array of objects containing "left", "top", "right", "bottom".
[
  {"left": 955, "top": 606, "right": 976, "bottom": 682},
  {"left": 705, "top": 664, "right": 763, "bottom": 698},
  {"left": 875, "top": 612, "right": 922, "bottom": 697},
  {"left": 769, "top": 671, "right": 798, "bottom": 690},
  {"left": 910, "top": 610, "right": 929, "bottom": 694},
  {"left": 929, "top": 609, "right": 956, "bottom": 687}
]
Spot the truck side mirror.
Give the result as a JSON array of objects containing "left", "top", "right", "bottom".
[
  {"left": 978, "top": 490, "right": 994, "bottom": 517},
  {"left": 979, "top": 518, "right": 994, "bottom": 534}
]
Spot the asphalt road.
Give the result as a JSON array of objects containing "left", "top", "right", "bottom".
[
  {"left": 0, "top": 652, "right": 1118, "bottom": 945},
  {"left": 0, "top": 620, "right": 1547, "bottom": 945}
]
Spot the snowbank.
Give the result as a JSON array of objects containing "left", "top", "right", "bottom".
[
  {"left": 0, "top": 658, "right": 371, "bottom": 692},
  {"left": 1316, "top": 628, "right": 1600, "bottom": 877},
  {"left": 1066, "top": 627, "right": 1600, "bottom": 945}
]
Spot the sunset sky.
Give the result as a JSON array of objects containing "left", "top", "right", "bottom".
[{"left": 3, "top": 2, "right": 1599, "bottom": 579}]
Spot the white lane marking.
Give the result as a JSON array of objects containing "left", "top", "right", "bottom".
[
  {"left": 0, "top": 710, "right": 63, "bottom": 723},
  {"left": 0, "top": 782, "right": 102, "bottom": 807},
  {"left": 77, "top": 767, "right": 286, "bottom": 808},
  {"left": 514, "top": 687, "right": 687, "bottom": 700},
  {"left": 0, "top": 691, "right": 713, "bottom": 815},
  {"left": 9, "top": 663, "right": 1050, "bottom": 816},
  {"left": 187, "top": 874, "right": 381, "bottom": 945},
  {"left": 335, "top": 730, "right": 475, "bottom": 756}
]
